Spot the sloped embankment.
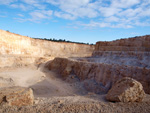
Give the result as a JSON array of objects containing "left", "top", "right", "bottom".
[{"left": 46, "top": 57, "right": 150, "bottom": 94}]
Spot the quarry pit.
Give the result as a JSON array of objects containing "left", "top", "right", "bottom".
[{"left": 1, "top": 29, "right": 150, "bottom": 112}]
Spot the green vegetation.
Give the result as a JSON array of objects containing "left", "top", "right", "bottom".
[{"left": 34, "top": 37, "right": 94, "bottom": 45}]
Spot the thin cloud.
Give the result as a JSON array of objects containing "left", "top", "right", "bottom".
[
  {"left": 21, "top": 0, "right": 38, "bottom": 4},
  {"left": 54, "top": 11, "right": 76, "bottom": 20},
  {"left": 1, "top": 0, "right": 150, "bottom": 28},
  {"left": 11, "top": 3, "right": 29, "bottom": 11},
  {"left": 29, "top": 10, "right": 53, "bottom": 22},
  {"left": 0, "top": 0, "right": 17, "bottom": 5},
  {"left": 17, "top": 14, "right": 24, "bottom": 17}
]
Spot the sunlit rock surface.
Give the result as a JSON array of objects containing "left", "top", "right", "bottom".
[
  {"left": 0, "top": 86, "right": 34, "bottom": 106},
  {"left": 106, "top": 77, "right": 145, "bottom": 102},
  {"left": 94, "top": 35, "right": 150, "bottom": 52},
  {"left": 0, "top": 29, "right": 94, "bottom": 67}
]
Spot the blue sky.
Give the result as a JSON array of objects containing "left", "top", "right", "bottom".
[{"left": 0, "top": 0, "right": 150, "bottom": 44}]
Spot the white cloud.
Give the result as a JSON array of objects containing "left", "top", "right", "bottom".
[
  {"left": 17, "top": 14, "right": 24, "bottom": 17},
  {"left": 117, "top": 8, "right": 142, "bottom": 17},
  {"left": 111, "top": 24, "right": 133, "bottom": 28},
  {"left": 11, "top": 4, "right": 29, "bottom": 11},
  {"left": 46, "top": 0, "right": 90, "bottom": 8},
  {"left": 21, "top": 0, "right": 46, "bottom": 9},
  {"left": 54, "top": 11, "right": 76, "bottom": 20},
  {"left": 21, "top": 0, "right": 38, "bottom": 4},
  {"left": 15, "top": 10, "right": 53, "bottom": 23},
  {"left": 46, "top": 0, "right": 98, "bottom": 19},
  {"left": 70, "top": 7, "right": 98, "bottom": 18},
  {"left": 79, "top": 20, "right": 133, "bottom": 28},
  {"left": 58, "top": 0, "right": 90, "bottom": 9},
  {"left": 99, "top": 7, "right": 122, "bottom": 17},
  {"left": 1, "top": 0, "right": 150, "bottom": 28},
  {"left": 29, "top": 10, "right": 53, "bottom": 22},
  {"left": 105, "top": 16, "right": 119, "bottom": 22},
  {"left": 45, "top": 0, "right": 60, "bottom": 5},
  {"left": 0, "top": 0, "right": 17, "bottom": 5},
  {"left": 111, "top": 0, "right": 141, "bottom": 8}
]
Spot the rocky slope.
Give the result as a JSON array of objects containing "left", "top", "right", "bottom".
[
  {"left": 46, "top": 57, "right": 150, "bottom": 94},
  {"left": 47, "top": 35, "right": 150, "bottom": 94}
]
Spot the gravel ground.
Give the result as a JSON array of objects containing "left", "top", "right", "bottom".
[
  {"left": 0, "top": 67, "right": 150, "bottom": 113},
  {"left": 1, "top": 94, "right": 150, "bottom": 113}
]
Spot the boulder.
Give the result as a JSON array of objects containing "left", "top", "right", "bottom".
[
  {"left": 0, "top": 86, "right": 34, "bottom": 106},
  {"left": 106, "top": 77, "right": 145, "bottom": 102}
]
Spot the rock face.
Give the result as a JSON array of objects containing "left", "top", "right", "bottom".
[
  {"left": 0, "top": 29, "right": 93, "bottom": 57},
  {"left": 106, "top": 77, "right": 145, "bottom": 102},
  {"left": 92, "top": 51, "right": 150, "bottom": 68},
  {"left": 88, "top": 35, "right": 150, "bottom": 94},
  {"left": 92, "top": 36, "right": 150, "bottom": 68},
  {"left": 47, "top": 57, "right": 150, "bottom": 94},
  {"left": 94, "top": 35, "right": 150, "bottom": 52},
  {"left": 0, "top": 29, "right": 94, "bottom": 67},
  {"left": 0, "top": 87, "right": 34, "bottom": 106}
]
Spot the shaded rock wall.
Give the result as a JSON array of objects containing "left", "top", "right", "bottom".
[
  {"left": 91, "top": 51, "right": 150, "bottom": 68},
  {"left": 46, "top": 57, "right": 150, "bottom": 94},
  {"left": 92, "top": 35, "right": 150, "bottom": 68},
  {"left": 90, "top": 36, "right": 150, "bottom": 93}
]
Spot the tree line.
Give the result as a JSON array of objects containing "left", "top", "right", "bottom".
[
  {"left": 6, "top": 30, "right": 93, "bottom": 45},
  {"left": 34, "top": 38, "right": 94, "bottom": 45}
]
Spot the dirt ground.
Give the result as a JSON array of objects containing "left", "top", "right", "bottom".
[{"left": 0, "top": 65, "right": 150, "bottom": 113}]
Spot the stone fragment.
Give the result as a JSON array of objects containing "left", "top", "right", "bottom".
[
  {"left": 106, "top": 77, "right": 145, "bottom": 102},
  {"left": 0, "top": 86, "right": 34, "bottom": 106}
]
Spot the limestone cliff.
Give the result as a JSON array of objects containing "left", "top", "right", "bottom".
[
  {"left": 0, "top": 30, "right": 94, "bottom": 57},
  {"left": 94, "top": 35, "right": 150, "bottom": 52},
  {"left": 0, "top": 29, "right": 94, "bottom": 67}
]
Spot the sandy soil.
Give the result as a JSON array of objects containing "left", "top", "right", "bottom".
[
  {"left": 0, "top": 65, "right": 86, "bottom": 97},
  {"left": 0, "top": 66, "right": 150, "bottom": 113},
  {"left": 0, "top": 94, "right": 150, "bottom": 113}
]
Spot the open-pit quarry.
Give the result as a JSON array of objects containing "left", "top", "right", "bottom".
[{"left": 0, "top": 29, "right": 150, "bottom": 113}]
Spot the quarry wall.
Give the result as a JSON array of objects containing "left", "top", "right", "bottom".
[
  {"left": 47, "top": 57, "right": 150, "bottom": 94},
  {"left": 47, "top": 35, "right": 150, "bottom": 94},
  {"left": 0, "top": 29, "right": 94, "bottom": 67},
  {"left": 0, "top": 30, "right": 94, "bottom": 57},
  {"left": 94, "top": 35, "right": 150, "bottom": 52},
  {"left": 92, "top": 35, "right": 150, "bottom": 68}
]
